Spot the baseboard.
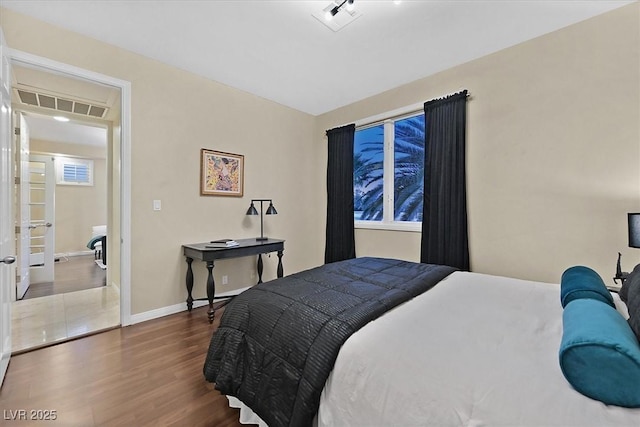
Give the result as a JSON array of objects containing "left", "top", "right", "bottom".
[
  {"left": 128, "top": 287, "right": 250, "bottom": 325},
  {"left": 129, "top": 300, "right": 210, "bottom": 324},
  {"left": 55, "top": 250, "right": 94, "bottom": 258},
  {"left": 111, "top": 281, "right": 120, "bottom": 293}
]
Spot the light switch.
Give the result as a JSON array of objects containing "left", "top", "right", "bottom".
[{"left": 153, "top": 200, "right": 161, "bottom": 211}]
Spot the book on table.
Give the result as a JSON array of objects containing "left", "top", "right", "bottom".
[{"left": 206, "top": 239, "right": 240, "bottom": 248}]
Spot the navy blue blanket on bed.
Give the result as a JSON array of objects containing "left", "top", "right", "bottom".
[{"left": 203, "top": 257, "right": 456, "bottom": 427}]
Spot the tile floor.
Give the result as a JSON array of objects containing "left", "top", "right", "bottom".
[{"left": 11, "top": 285, "right": 120, "bottom": 353}]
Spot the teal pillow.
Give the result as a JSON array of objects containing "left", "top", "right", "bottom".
[
  {"left": 560, "top": 266, "right": 614, "bottom": 308},
  {"left": 559, "top": 299, "right": 640, "bottom": 407}
]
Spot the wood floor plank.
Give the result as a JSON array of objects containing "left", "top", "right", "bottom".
[{"left": 0, "top": 306, "right": 246, "bottom": 426}]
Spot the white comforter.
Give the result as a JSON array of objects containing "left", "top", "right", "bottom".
[{"left": 231, "top": 271, "right": 640, "bottom": 426}]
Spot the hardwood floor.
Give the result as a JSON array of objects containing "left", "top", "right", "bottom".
[
  {"left": 23, "top": 255, "right": 106, "bottom": 300},
  {"left": 1, "top": 305, "right": 246, "bottom": 426}
]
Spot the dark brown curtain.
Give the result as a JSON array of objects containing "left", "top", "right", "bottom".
[
  {"left": 420, "top": 91, "right": 470, "bottom": 270},
  {"left": 325, "top": 124, "right": 356, "bottom": 264}
]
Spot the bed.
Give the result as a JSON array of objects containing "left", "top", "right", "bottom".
[{"left": 203, "top": 257, "right": 640, "bottom": 426}]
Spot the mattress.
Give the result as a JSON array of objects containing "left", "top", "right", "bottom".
[
  {"left": 205, "top": 257, "right": 455, "bottom": 426},
  {"left": 229, "top": 271, "right": 640, "bottom": 426}
]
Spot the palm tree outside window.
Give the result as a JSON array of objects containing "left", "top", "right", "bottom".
[{"left": 354, "top": 113, "right": 425, "bottom": 224}]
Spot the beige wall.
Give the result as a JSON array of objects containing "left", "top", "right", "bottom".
[
  {"left": 2, "top": 4, "right": 639, "bottom": 317},
  {"left": 30, "top": 139, "right": 107, "bottom": 255},
  {"left": 1, "top": 8, "right": 322, "bottom": 315},
  {"left": 317, "top": 3, "right": 640, "bottom": 284}
]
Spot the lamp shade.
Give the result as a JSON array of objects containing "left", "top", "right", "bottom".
[
  {"left": 629, "top": 213, "right": 640, "bottom": 248},
  {"left": 246, "top": 203, "right": 259, "bottom": 216},
  {"left": 266, "top": 202, "right": 277, "bottom": 215}
]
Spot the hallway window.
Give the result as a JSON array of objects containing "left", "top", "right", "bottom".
[{"left": 55, "top": 156, "right": 93, "bottom": 186}]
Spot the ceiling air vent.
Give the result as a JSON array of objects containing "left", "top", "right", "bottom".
[
  {"left": 17, "top": 90, "right": 38, "bottom": 105},
  {"left": 89, "top": 106, "right": 106, "bottom": 118},
  {"left": 15, "top": 89, "right": 109, "bottom": 119},
  {"left": 57, "top": 98, "right": 73, "bottom": 112},
  {"left": 38, "top": 94, "right": 56, "bottom": 109},
  {"left": 74, "top": 102, "right": 90, "bottom": 115}
]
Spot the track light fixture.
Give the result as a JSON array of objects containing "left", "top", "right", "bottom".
[
  {"left": 325, "top": 6, "right": 338, "bottom": 20},
  {"left": 325, "top": 0, "right": 355, "bottom": 21}
]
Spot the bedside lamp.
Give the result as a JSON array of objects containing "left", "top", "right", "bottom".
[{"left": 246, "top": 199, "right": 277, "bottom": 241}]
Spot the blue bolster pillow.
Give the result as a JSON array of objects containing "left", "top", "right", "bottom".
[
  {"left": 560, "top": 266, "right": 614, "bottom": 308},
  {"left": 559, "top": 299, "right": 640, "bottom": 407}
]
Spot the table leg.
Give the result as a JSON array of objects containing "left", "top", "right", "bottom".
[
  {"left": 206, "top": 260, "right": 215, "bottom": 323},
  {"left": 257, "top": 254, "right": 263, "bottom": 284},
  {"left": 277, "top": 250, "right": 284, "bottom": 278},
  {"left": 185, "top": 257, "right": 194, "bottom": 311}
]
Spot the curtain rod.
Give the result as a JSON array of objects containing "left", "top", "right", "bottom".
[
  {"left": 438, "top": 89, "right": 470, "bottom": 99},
  {"left": 352, "top": 89, "right": 470, "bottom": 129}
]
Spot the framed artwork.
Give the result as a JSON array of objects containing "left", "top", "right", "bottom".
[{"left": 200, "top": 149, "right": 244, "bottom": 196}]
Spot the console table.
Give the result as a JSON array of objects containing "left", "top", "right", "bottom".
[{"left": 182, "top": 238, "right": 285, "bottom": 323}]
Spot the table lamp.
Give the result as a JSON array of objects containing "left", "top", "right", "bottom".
[{"left": 246, "top": 199, "right": 277, "bottom": 241}]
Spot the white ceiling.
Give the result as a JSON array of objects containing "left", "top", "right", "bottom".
[
  {"left": 23, "top": 112, "right": 107, "bottom": 148},
  {"left": 0, "top": 0, "right": 633, "bottom": 116}
]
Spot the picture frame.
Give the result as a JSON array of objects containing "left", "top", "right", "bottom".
[{"left": 200, "top": 149, "right": 244, "bottom": 197}]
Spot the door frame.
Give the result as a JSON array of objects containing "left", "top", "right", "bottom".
[{"left": 6, "top": 49, "right": 132, "bottom": 326}]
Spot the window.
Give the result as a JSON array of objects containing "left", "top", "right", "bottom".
[
  {"left": 55, "top": 156, "right": 94, "bottom": 186},
  {"left": 354, "top": 112, "right": 425, "bottom": 229}
]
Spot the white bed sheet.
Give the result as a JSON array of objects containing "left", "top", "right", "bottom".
[
  {"left": 317, "top": 271, "right": 640, "bottom": 426},
  {"left": 229, "top": 271, "right": 640, "bottom": 426}
]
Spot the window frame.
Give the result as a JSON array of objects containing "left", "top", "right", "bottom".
[
  {"left": 55, "top": 156, "right": 94, "bottom": 186},
  {"left": 354, "top": 103, "right": 425, "bottom": 233}
]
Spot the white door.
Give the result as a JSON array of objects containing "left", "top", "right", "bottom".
[
  {"left": 16, "top": 113, "right": 30, "bottom": 298},
  {"left": 28, "top": 154, "right": 54, "bottom": 284},
  {"left": 0, "top": 26, "right": 14, "bottom": 385},
  {"left": 15, "top": 115, "right": 54, "bottom": 296}
]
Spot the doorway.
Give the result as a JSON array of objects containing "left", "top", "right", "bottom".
[{"left": 6, "top": 50, "right": 132, "bottom": 353}]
